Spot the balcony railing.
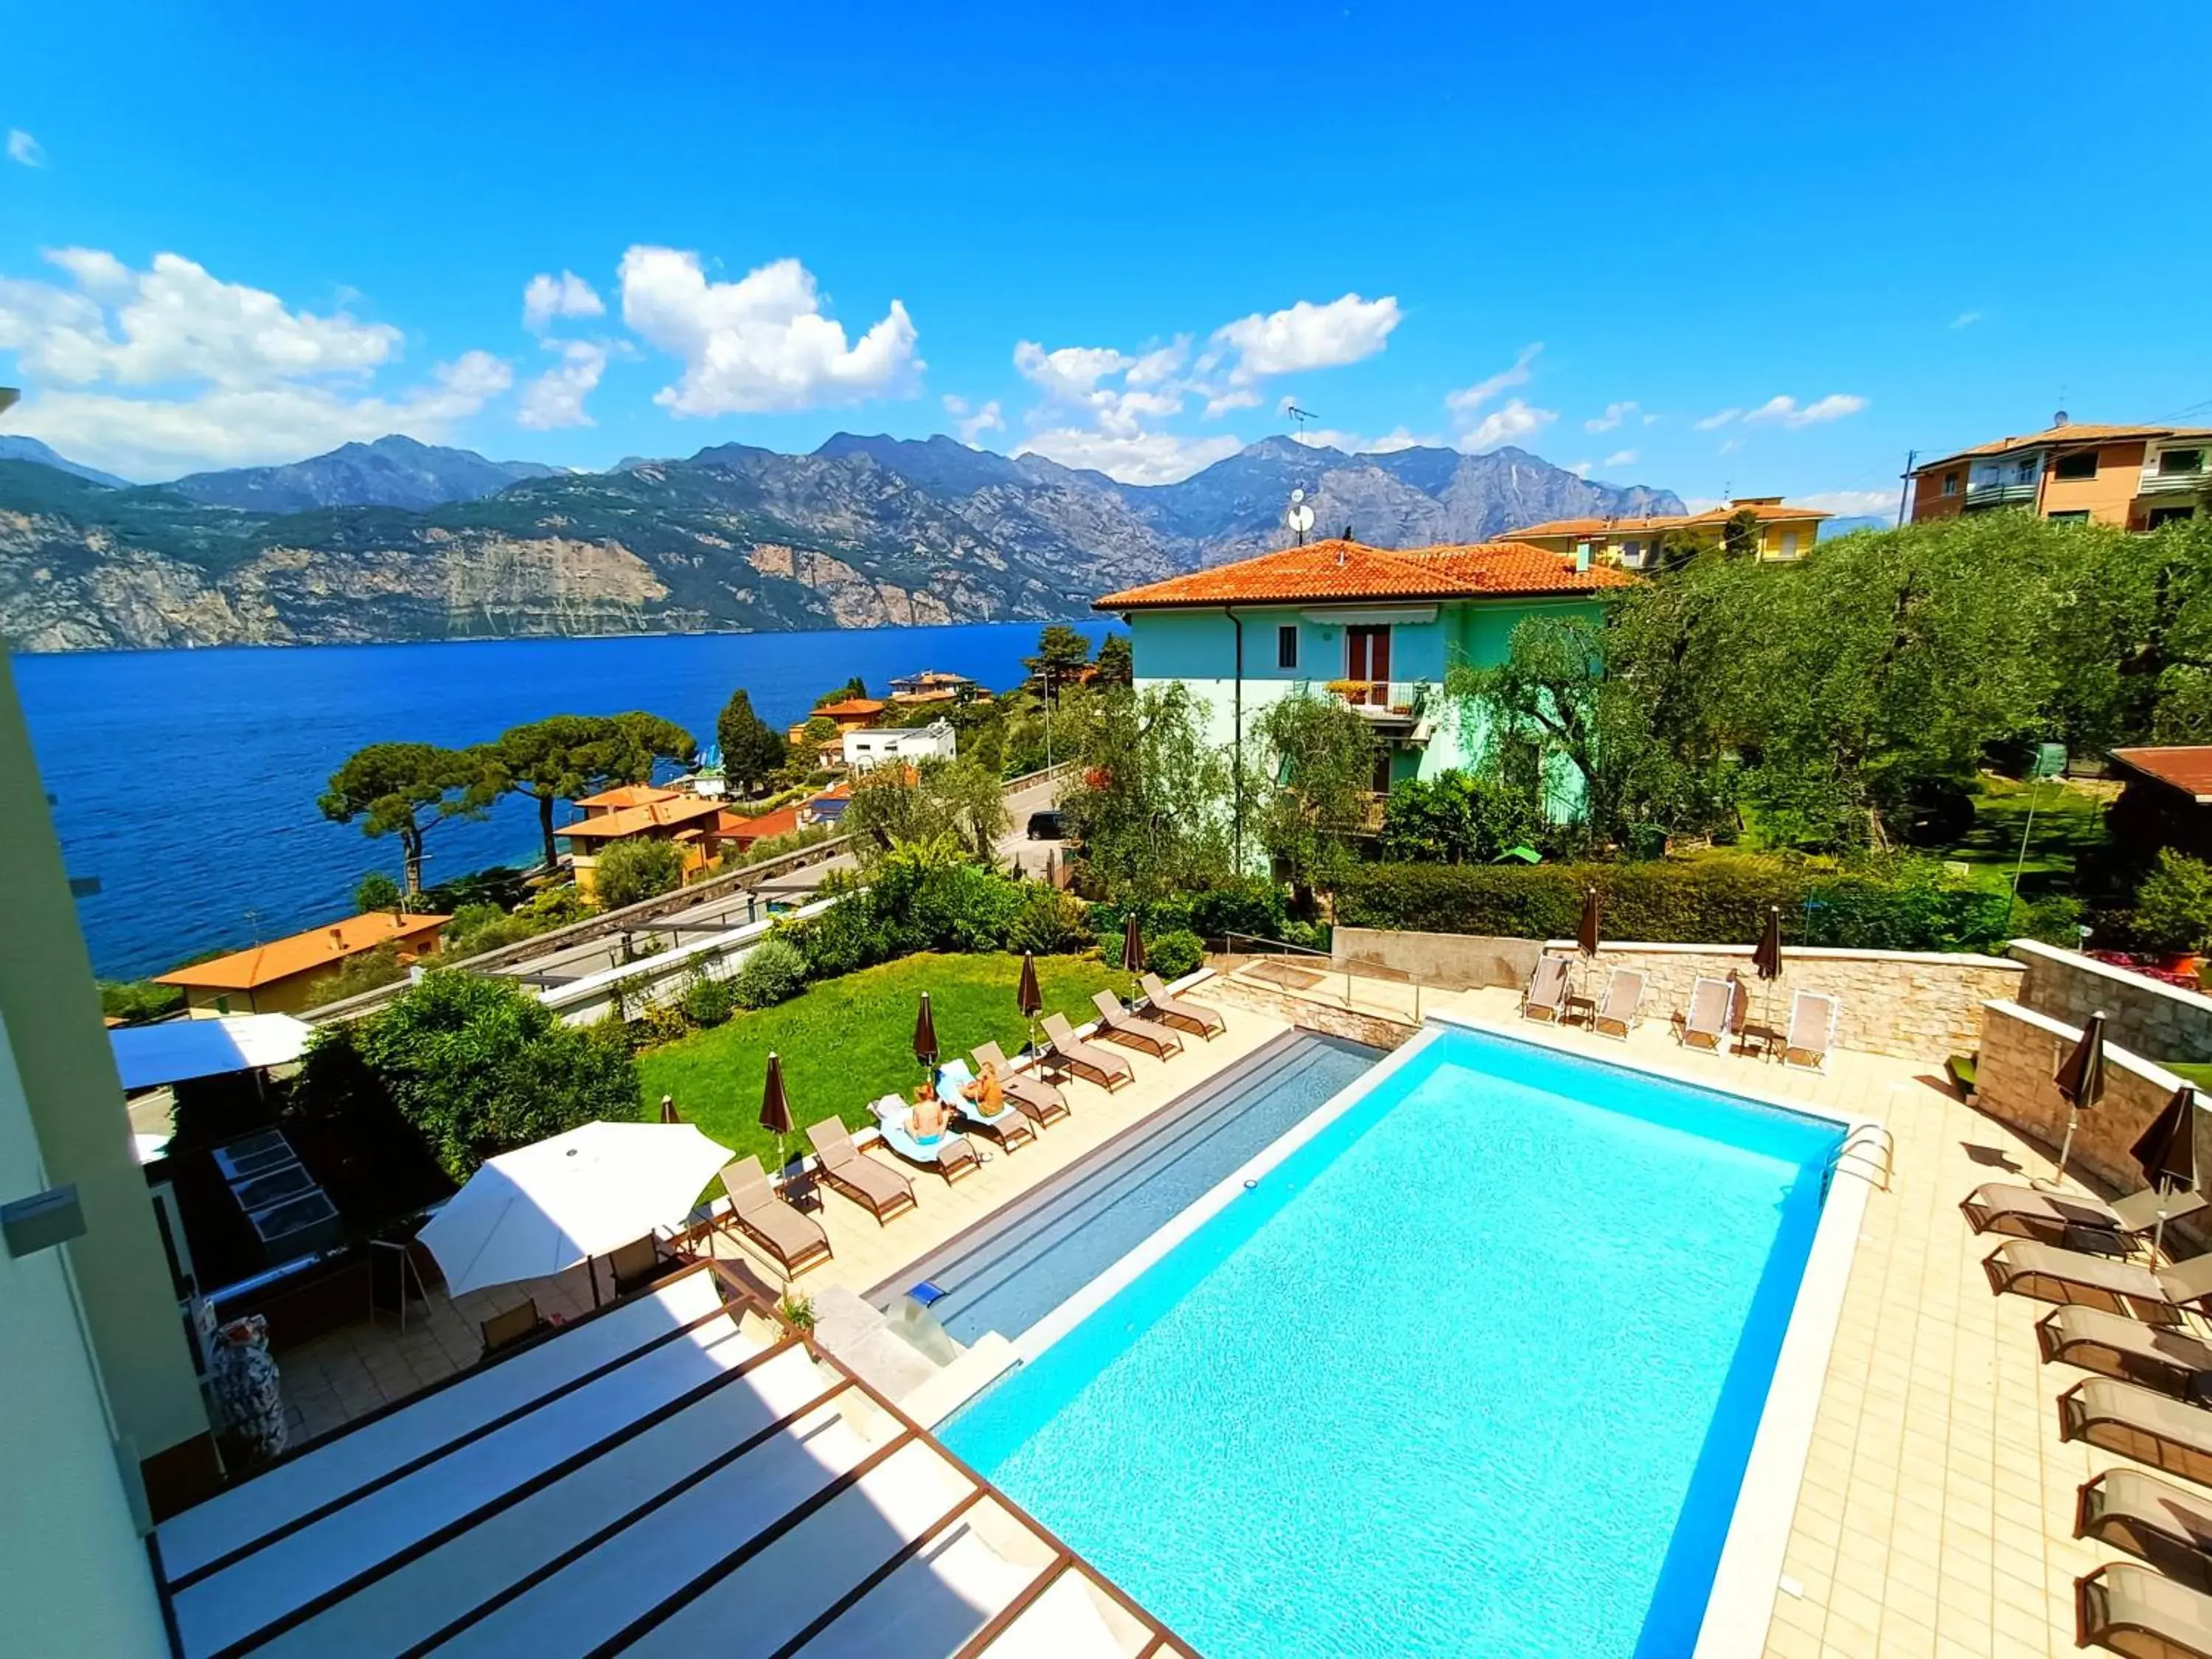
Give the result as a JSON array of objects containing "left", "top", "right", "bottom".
[
  {"left": 2140, "top": 464, "right": 2207, "bottom": 495},
  {"left": 1964, "top": 479, "right": 2038, "bottom": 507},
  {"left": 1325, "top": 679, "right": 1430, "bottom": 720}
]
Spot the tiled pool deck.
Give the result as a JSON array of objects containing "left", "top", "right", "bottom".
[{"left": 278, "top": 971, "right": 2138, "bottom": 1657}]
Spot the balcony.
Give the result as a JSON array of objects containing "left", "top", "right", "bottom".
[
  {"left": 2139, "top": 458, "right": 2208, "bottom": 495},
  {"left": 1963, "top": 479, "right": 2038, "bottom": 509},
  {"left": 1325, "top": 678, "right": 1432, "bottom": 737}
]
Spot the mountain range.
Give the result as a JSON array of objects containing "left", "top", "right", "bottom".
[{"left": 0, "top": 432, "right": 1685, "bottom": 651}]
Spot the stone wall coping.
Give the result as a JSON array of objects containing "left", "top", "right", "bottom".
[
  {"left": 1541, "top": 940, "right": 2025, "bottom": 972},
  {"left": 1981, "top": 998, "right": 2198, "bottom": 1098},
  {"left": 2008, "top": 936, "right": 2212, "bottom": 1018}
]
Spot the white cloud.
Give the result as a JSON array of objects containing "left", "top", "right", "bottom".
[
  {"left": 1585, "top": 400, "right": 1638, "bottom": 433},
  {"left": 618, "top": 246, "right": 919, "bottom": 416},
  {"left": 1295, "top": 425, "right": 1430, "bottom": 455},
  {"left": 1799, "top": 488, "right": 1899, "bottom": 524},
  {"left": 941, "top": 393, "right": 1004, "bottom": 445},
  {"left": 1204, "top": 388, "right": 1260, "bottom": 418},
  {"left": 1445, "top": 343, "right": 1543, "bottom": 416},
  {"left": 1567, "top": 459, "right": 1593, "bottom": 479},
  {"left": 1717, "top": 437, "right": 1744, "bottom": 456},
  {"left": 1455, "top": 397, "right": 1555, "bottom": 453},
  {"left": 1952, "top": 310, "right": 1983, "bottom": 330},
  {"left": 0, "top": 247, "right": 512, "bottom": 476},
  {"left": 1742, "top": 392, "right": 1868, "bottom": 428},
  {"left": 1211, "top": 293, "right": 1401, "bottom": 381},
  {"left": 522, "top": 269, "right": 605, "bottom": 333},
  {"left": 7, "top": 129, "right": 43, "bottom": 167},
  {"left": 1694, "top": 407, "right": 1742, "bottom": 431},
  {"left": 1603, "top": 448, "right": 1638, "bottom": 467},
  {"left": 517, "top": 339, "right": 609, "bottom": 429},
  {"left": 1013, "top": 341, "right": 1129, "bottom": 400},
  {"left": 1124, "top": 339, "right": 1189, "bottom": 386},
  {"left": 1014, "top": 426, "right": 1241, "bottom": 487}
]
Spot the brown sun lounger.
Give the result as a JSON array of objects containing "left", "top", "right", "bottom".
[
  {"left": 2061, "top": 1377, "right": 2212, "bottom": 1485},
  {"left": 1091, "top": 991, "right": 1184, "bottom": 1059},
  {"left": 719, "top": 1156, "right": 832, "bottom": 1277},
  {"left": 2040, "top": 1304, "right": 2212, "bottom": 1402},
  {"left": 2080, "top": 1470, "right": 2212, "bottom": 1593},
  {"left": 1964, "top": 1182, "right": 2208, "bottom": 1251},
  {"left": 1041, "top": 1012, "right": 1134, "bottom": 1091},
  {"left": 1986, "top": 1240, "right": 2212, "bottom": 1326},
  {"left": 973, "top": 1042, "right": 1070, "bottom": 1129},
  {"left": 1677, "top": 975, "right": 1733, "bottom": 1051},
  {"left": 1141, "top": 973, "right": 1225, "bottom": 1039},
  {"left": 804, "top": 1119, "right": 919, "bottom": 1225},
  {"left": 1522, "top": 956, "right": 1569, "bottom": 1022},
  {"left": 1592, "top": 967, "right": 1645, "bottom": 1040},
  {"left": 2078, "top": 1560, "right": 2212, "bottom": 1658}
]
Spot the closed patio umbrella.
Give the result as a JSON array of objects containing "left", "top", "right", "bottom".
[
  {"left": 2051, "top": 1009, "right": 2109, "bottom": 1189},
  {"left": 1017, "top": 952, "right": 1043, "bottom": 1055},
  {"left": 2132, "top": 1084, "right": 2199, "bottom": 1263},
  {"left": 913, "top": 990, "right": 939, "bottom": 1078},
  {"left": 1576, "top": 887, "right": 1601, "bottom": 958},
  {"left": 1123, "top": 914, "right": 1147, "bottom": 999},
  {"left": 417, "top": 1121, "right": 732, "bottom": 1306},
  {"left": 1752, "top": 905, "right": 1784, "bottom": 1027},
  {"left": 759, "top": 1051, "right": 794, "bottom": 1180}
]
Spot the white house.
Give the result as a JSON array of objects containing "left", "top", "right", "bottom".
[{"left": 842, "top": 719, "right": 958, "bottom": 772}]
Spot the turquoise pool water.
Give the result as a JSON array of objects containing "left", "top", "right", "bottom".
[{"left": 939, "top": 1024, "right": 1846, "bottom": 1658}]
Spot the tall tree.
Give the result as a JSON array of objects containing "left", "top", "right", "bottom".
[
  {"left": 716, "top": 689, "right": 786, "bottom": 796},
  {"left": 1093, "top": 631, "right": 1134, "bottom": 688},
  {"left": 1026, "top": 625, "right": 1093, "bottom": 698},
  {"left": 815, "top": 677, "right": 868, "bottom": 706},
  {"left": 607, "top": 711, "right": 698, "bottom": 777},
  {"left": 487, "top": 715, "right": 630, "bottom": 869},
  {"left": 844, "top": 757, "right": 1010, "bottom": 866},
  {"left": 1251, "top": 690, "right": 1378, "bottom": 908},
  {"left": 319, "top": 742, "right": 494, "bottom": 896},
  {"left": 1057, "top": 684, "right": 1237, "bottom": 901}
]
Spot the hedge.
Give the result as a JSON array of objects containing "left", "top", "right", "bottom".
[{"left": 1332, "top": 856, "right": 2019, "bottom": 955}]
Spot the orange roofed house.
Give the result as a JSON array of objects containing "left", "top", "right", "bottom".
[
  {"left": 156, "top": 910, "right": 451, "bottom": 1017},
  {"left": 1095, "top": 537, "right": 1634, "bottom": 814},
  {"left": 1506, "top": 496, "right": 1832, "bottom": 570},
  {"left": 557, "top": 793, "right": 729, "bottom": 898},
  {"left": 1909, "top": 417, "right": 2211, "bottom": 530},
  {"left": 785, "top": 696, "right": 887, "bottom": 745}
]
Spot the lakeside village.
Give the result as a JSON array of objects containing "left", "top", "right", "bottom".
[{"left": 32, "top": 416, "right": 2212, "bottom": 1658}]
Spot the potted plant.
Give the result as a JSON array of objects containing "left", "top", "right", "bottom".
[
  {"left": 2131, "top": 850, "right": 2212, "bottom": 977},
  {"left": 776, "top": 1288, "right": 817, "bottom": 1337}
]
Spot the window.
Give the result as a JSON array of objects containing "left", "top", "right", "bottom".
[
  {"left": 2016, "top": 457, "right": 2039, "bottom": 484},
  {"left": 1778, "top": 531, "right": 1799, "bottom": 559},
  {"left": 1276, "top": 625, "right": 1298, "bottom": 670},
  {"left": 2149, "top": 507, "right": 2198, "bottom": 529},
  {"left": 2055, "top": 451, "right": 2098, "bottom": 481},
  {"left": 2160, "top": 448, "right": 2205, "bottom": 477},
  {"left": 2048, "top": 510, "right": 2090, "bottom": 524},
  {"left": 1941, "top": 470, "right": 1961, "bottom": 496}
]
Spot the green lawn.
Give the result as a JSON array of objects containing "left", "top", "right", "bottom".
[
  {"left": 2168, "top": 1062, "right": 2212, "bottom": 1093},
  {"left": 635, "top": 951, "right": 1125, "bottom": 1166},
  {"left": 1940, "top": 773, "right": 2110, "bottom": 888}
]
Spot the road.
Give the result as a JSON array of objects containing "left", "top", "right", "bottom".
[{"left": 498, "top": 771, "right": 1068, "bottom": 986}]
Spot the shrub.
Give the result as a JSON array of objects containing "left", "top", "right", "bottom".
[
  {"left": 1186, "top": 878, "right": 1291, "bottom": 945},
  {"left": 305, "top": 943, "right": 408, "bottom": 1007},
  {"left": 679, "top": 973, "right": 738, "bottom": 1029},
  {"left": 784, "top": 900, "right": 879, "bottom": 980},
  {"left": 100, "top": 978, "right": 184, "bottom": 1023},
  {"left": 1147, "top": 929, "right": 1205, "bottom": 981},
  {"left": 593, "top": 838, "right": 687, "bottom": 909},
  {"left": 633, "top": 1001, "right": 692, "bottom": 1048},
  {"left": 355, "top": 871, "right": 404, "bottom": 914},
  {"left": 732, "top": 936, "right": 810, "bottom": 1009},
  {"left": 1004, "top": 888, "right": 1095, "bottom": 956},
  {"left": 2132, "top": 850, "right": 2212, "bottom": 954}
]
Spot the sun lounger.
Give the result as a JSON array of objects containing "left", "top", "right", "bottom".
[
  {"left": 2080, "top": 1470, "right": 2212, "bottom": 1593},
  {"left": 2062, "top": 1376, "right": 2212, "bottom": 1485},
  {"left": 804, "top": 1119, "right": 919, "bottom": 1225},
  {"left": 972, "top": 1041, "right": 1071, "bottom": 1129},
  {"left": 607, "top": 1234, "right": 678, "bottom": 1298},
  {"left": 2079, "top": 1561, "right": 2212, "bottom": 1658},
  {"left": 1988, "top": 1239, "right": 2212, "bottom": 1326},
  {"left": 1986, "top": 1240, "right": 2212, "bottom": 1325},
  {"left": 934, "top": 1060, "right": 1035, "bottom": 1152},
  {"left": 1964, "top": 1182, "right": 2207, "bottom": 1251},
  {"left": 1141, "top": 973, "right": 1225, "bottom": 1039},
  {"left": 1521, "top": 956, "right": 1569, "bottom": 1023},
  {"left": 1783, "top": 989, "right": 1839, "bottom": 1071},
  {"left": 1591, "top": 967, "right": 1645, "bottom": 1040},
  {"left": 1677, "top": 975, "right": 1733, "bottom": 1051},
  {"left": 870, "top": 1099, "right": 982, "bottom": 1182},
  {"left": 718, "top": 1156, "right": 832, "bottom": 1277},
  {"left": 2040, "top": 1304, "right": 2212, "bottom": 1402},
  {"left": 1091, "top": 991, "right": 1184, "bottom": 1059},
  {"left": 478, "top": 1298, "right": 546, "bottom": 1357},
  {"left": 1040, "top": 1012, "right": 1135, "bottom": 1091}
]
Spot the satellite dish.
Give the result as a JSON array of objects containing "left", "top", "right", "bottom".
[
  {"left": 1290, "top": 487, "right": 1306, "bottom": 504},
  {"left": 1287, "top": 500, "right": 1316, "bottom": 540}
]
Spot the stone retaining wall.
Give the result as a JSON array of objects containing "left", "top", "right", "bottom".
[
  {"left": 2010, "top": 938, "right": 2212, "bottom": 1065},
  {"left": 1206, "top": 975, "right": 1417, "bottom": 1051},
  {"left": 1534, "top": 942, "right": 2025, "bottom": 1065},
  {"left": 1329, "top": 927, "right": 1542, "bottom": 992}
]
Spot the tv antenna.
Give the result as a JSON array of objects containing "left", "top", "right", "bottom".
[
  {"left": 1285, "top": 404, "right": 1316, "bottom": 436},
  {"left": 1286, "top": 487, "right": 1316, "bottom": 546}
]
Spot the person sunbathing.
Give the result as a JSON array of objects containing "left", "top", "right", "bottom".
[
  {"left": 961, "top": 1061, "right": 1004, "bottom": 1116},
  {"left": 910, "top": 1083, "right": 947, "bottom": 1143}
]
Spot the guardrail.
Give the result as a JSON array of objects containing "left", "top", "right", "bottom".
[{"left": 1223, "top": 929, "right": 1434, "bottom": 1023}]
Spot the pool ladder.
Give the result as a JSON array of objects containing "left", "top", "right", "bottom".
[{"left": 1821, "top": 1124, "right": 1896, "bottom": 1197}]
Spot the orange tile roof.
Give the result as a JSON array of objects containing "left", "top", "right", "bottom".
[
  {"left": 1507, "top": 500, "right": 1832, "bottom": 538},
  {"left": 1095, "top": 538, "right": 1636, "bottom": 611},
  {"left": 813, "top": 697, "right": 887, "bottom": 718},
  {"left": 2111, "top": 746, "right": 2212, "bottom": 803},
  {"left": 557, "top": 795, "right": 727, "bottom": 840},
  {"left": 1916, "top": 423, "right": 2212, "bottom": 471},
  {"left": 157, "top": 911, "right": 451, "bottom": 990},
  {"left": 571, "top": 783, "right": 681, "bottom": 811},
  {"left": 723, "top": 804, "right": 803, "bottom": 841}
]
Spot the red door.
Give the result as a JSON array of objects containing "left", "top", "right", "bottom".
[{"left": 1346, "top": 625, "right": 1391, "bottom": 700}]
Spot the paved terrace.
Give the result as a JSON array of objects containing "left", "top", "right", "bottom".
[{"left": 275, "top": 968, "right": 2138, "bottom": 1658}]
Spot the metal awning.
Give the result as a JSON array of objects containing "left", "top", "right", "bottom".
[{"left": 109, "top": 1015, "right": 313, "bottom": 1091}]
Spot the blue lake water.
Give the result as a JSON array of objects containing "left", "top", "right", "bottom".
[
  {"left": 940, "top": 1026, "right": 1843, "bottom": 1658},
  {"left": 13, "top": 622, "right": 1101, "bottom": 978}
]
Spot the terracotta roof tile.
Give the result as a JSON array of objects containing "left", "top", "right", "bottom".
[
  {"left": 571, "top": 783, "right": 681, "bottom": 811},
  {"left": 158, "top": 911, "right": 451, "bottom": 990},
  {"left": 2112, "top": 746, "right": 2212, "bottom": 803},
  {"left": 1094, "top": 538, "right": 1636, "bottom": 611},
  {"left": 1917, "top": 423, "right": 2212, "bottom": 471},
  {"left": 557, "top": 795, "right": 726, "bottom": 839},
  {"left": 723, "top": 804, "right": 803, "bottom": 841},
  {"left": 1506, "top": 501, "right": 1832, "bottom": 538},
  {"left": 813, "top": 697, "right": 887, "bottom": 717}
]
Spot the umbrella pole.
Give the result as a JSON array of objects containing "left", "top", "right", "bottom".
[
  {"left": 2154, "top": 1178, "right": 2174, "bottom": 1265},
  {"left": 2053, "top": 1107, "right": 2079, "bottom": 1189}
]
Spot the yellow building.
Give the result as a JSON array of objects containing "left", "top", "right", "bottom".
[
  {"left": 1506, "top": 496, "right": 1832, "bottom": 569},
  {"left": 558, "top": 793, "right": 728, "bottom": 898},
  {"left": 156, "top": 910, "right": 451, "bottom": 1017}
]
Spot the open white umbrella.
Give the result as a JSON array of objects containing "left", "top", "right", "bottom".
[{"left": 417, "top": 1121, "right": 731, "bottom": 1301}]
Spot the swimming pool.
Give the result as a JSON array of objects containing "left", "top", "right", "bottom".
[{"left": 938, "top": 1019, "right": 1854, "bottom": 1658}]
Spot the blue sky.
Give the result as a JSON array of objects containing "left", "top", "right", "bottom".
[{"left": 4, "top": 1, "right": 2208, "bottom": 518}]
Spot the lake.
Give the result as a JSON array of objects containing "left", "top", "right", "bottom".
[{"left": 13, "top": 623, "right": 1102, "bottom": 980}]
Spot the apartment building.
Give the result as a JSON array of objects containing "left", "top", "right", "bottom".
[{"left": 1909, "top": 416, "right": 2211, "bottom": 529}]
